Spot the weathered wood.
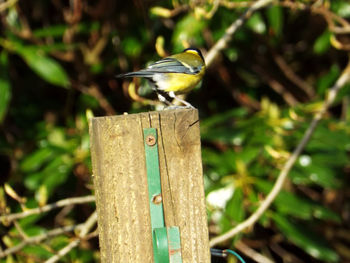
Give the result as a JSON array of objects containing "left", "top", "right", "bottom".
[{"left": 89, "top": 108, "right": 210, "bottom": 263}]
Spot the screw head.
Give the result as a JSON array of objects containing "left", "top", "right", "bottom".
[
  {"left": 152, "top": 194, "right": 162, "bottom": 204},
  {"left": 146, "top": 135, "right": 156, "bottom": 146}
]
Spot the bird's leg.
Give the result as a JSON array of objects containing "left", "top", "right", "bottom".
[
  {"left": 168, "top": 91, "right": 195, "bottom": 108},
  {"left": 156, "top": 92, "right": 172, "bottom": 106}
]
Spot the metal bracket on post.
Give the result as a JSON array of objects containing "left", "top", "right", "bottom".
[{"left": 143, "top": 128, "right": 182, "bottom": 263}]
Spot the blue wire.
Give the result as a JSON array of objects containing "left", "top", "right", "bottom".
[{"left": 224, "top": 249, "right": 246, "bottom": 263}]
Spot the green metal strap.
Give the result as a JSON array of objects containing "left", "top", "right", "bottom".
[{"left": 143, "top": 128, "right": 182, "bottom": 263}]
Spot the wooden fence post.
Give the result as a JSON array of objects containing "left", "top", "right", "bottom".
[{"left": 89, "top": 108, "right": 210, "bottom": 262}]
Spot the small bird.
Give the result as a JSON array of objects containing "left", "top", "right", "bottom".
[{"left": 116, "top": 47, "right": 206, "bottom": 108}]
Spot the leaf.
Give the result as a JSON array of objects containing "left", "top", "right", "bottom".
[
  {"left": 121, "top": 37, "right": 143, "bottom": 58},
  {"left": 292, "top": 163, "right": 341, "bottom": 189},
  {"left": 172, "top": 14, "right": 207, "bottom": 52},
  {"left": 33, "top": 24, "right": 68, "bottom": 38},
  {"left": 219, "top": 187, "right": 244, "bottom": 237},
  {"left": 223, "top": 47, "right": 238, "bottom": 62},
  {"left": 201, "top": 108, "right": 248, "bottom": 144},
  {"left": 24, "top": 155, "right": 73, "bottom": 193},
  {"left": 201, "top": 108, "right": 248, "bottom": 130},
  {"left": 150, "top": 7, "right": 173, "bottom": 18},
  {"left": 226, "top": 187, "right": 245, "bottom": 223},
  {"left": 256, "top": 180, "right": 341, "bottom": 222},
  {"left": 35, "top": 185, "right": 48, "bottom": 207},
  {"left": 272, "top": 214, "right": 339, "bottom": 262},
  {"left": 4, "top": 184, "right": 25, "bottom": 203},
  {"left": 247, "top": 13, "right": 266, "bottom": 34},
  {"left": 22, "top": 244, "right": 54, "bottom": 258},
  {"left": 202, "top": 148, "right": 236, "bottom": 175},
  {"left": 20, "top": 147, "right": 54, "bottom": 172},
  {"left": 267, "top": 5, "right": 283, "bottom": 37},
  {"left": 17, "top": 47, "right": 70, "bottom": 88},
  {"left": 42, "top": 155, "right": 73, "bottom": 192},
  {"left": 19, "top": 198, "right": 44, "bottom": 226},
  {"left": 331, "top": 0, "right": 350, "bottom": 18},
  {"left": 0, "top": 51, "right": 11, "bottom": 123},
  {"left": 313, "top": 30, "right": 331, "bottom": 55}
]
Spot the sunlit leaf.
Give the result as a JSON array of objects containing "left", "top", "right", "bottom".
[
  {"left": 150, "top": 7, "right": 173, "bottom": 18},
  {"left": 247, "top": 13, "right": 266, "bottom": 34},
  {"left": 4, "top": 183, "right": 25, "bottom": 203},
  {"left": 35, "top": 185, "right": 48, "bottom": 207},
  {"left": 331, "top": 0, "right": 350, "bottom": 18}
]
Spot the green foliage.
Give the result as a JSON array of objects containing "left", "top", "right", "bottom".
[
  {"left": 272, "top": 213, "right": 339, "bottom": 262},
  {"left": 172, "top": 14, "right": 207, "bottom": 51},
  {"left": 313, "top": 30, "right": 331, "bottom": 55},
  {"left": 266, "top": 5, "right": 283, "bottom": 37},
  {"left": 202, "top": 101, "right": 348, "bottom": 262},
  {"left": 18, "top": 47, "right": 70, "bottom": 88},
  {"left": 0, "top": 52, "right": 11, "bottom": 123}
]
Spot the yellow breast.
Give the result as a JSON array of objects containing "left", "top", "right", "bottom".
[{"left": 158, "top": 66, "right": 205, "bottom": 94}]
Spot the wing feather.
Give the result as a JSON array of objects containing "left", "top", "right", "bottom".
[{"left": 116, "top": 57, "right": 202, "bottom": 78}]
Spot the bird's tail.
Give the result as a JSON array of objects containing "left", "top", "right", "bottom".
[{"left": 116, "top": 70, "right": 155, "bottom": 78}]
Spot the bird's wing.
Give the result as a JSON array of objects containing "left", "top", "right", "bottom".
[
  {"left": 116, "top": 58, "right": 202, "bottom": 78},
  {"left": 147, "top": 57, "right": 201, "bottom": 74}
]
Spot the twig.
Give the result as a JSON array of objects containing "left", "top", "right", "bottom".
[
  {"left": 221, "top": 0, "right": 253, "bottom": 9},
  {"left": 205, "top": 0, "right": 275, "bottom": 67},
  {"left": 253, "top": 64, "right": 299, "bottom": 106},
  {"left": 272, "top": 52, "right": 315, "bottom": 99},
  {"left": 13, "top": 221, "right": 28, "bottom": 240},
  {"left": 44, "top": 211, "right": 98, "bottom": 263},
  {"left": 280, "top": 1, "right": 350, "bottom": 34},
  {"left": 235, "top": 240, "right": 274, "bottom": 263},
  {"left": 269, "top": 243, "right": 304, "bottom": 263},
  {"left": 75, "top": 84, "right": 116, "bottom": 115},
  {"left": 0, "top": 224, "right": 79, "bottom": 258},
  {"left": 0, "top": 195, "right": 95, "bottom": 223},
  {"left": 209, "top": 59, "right": 350, "bottom": 247},
  {"left": 0, "top": 0, "right": 18, "bottom": 13}
]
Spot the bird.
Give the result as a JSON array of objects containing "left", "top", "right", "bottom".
[{"left": 116, "top": 47, "right": 206, "bottom": 108}]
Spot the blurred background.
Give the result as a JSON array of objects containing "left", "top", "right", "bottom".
[{"left": 0, "top": 0, "right": 350, "bottom": 262}]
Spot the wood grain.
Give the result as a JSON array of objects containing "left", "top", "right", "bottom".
[{"left": 89, "top": 108, "right": 210, "bottom": 263}]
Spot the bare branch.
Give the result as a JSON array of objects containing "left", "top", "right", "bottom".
[
  {"left": 209, "top": 59, "right": 350, "bottom": 247},
  {"left": 0, "top": 224, "right": 79, "bottom": 258},
  {"left": 0, "top": 0, "right": 18, "bottom": 13},
  {"left": 272, "top": 52, "right": 315, "bottom": 99},
  {"left": 0, "top": 210, "right": 98, "bottom": 260},
  {"left": 45, "top": 211, "right": 98, "bottom": 263},
  {"left": 280, "top": 1, "right": 350, "bottom": 34},
  {"left": 205, "top": 0, "right": 275, "bottom": 67},
  {"left": 235, "top": 240, "right": 274, "bottom": 263},
  {"left": 0, "top": 195, "right": 95, "bottom": 223}
]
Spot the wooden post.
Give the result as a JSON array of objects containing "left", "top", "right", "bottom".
[{"left": 89, "top": 108, "right": 210, "bottom": 263}]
